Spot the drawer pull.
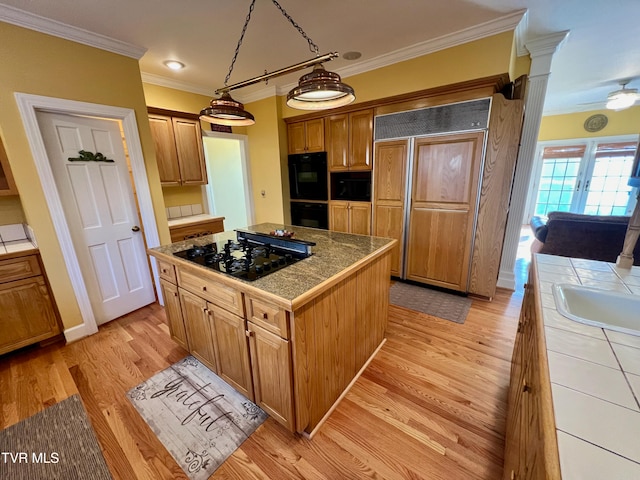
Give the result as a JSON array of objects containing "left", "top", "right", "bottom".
[
  {"left": 202, "top": 286, "right": 207, "bottom": 292},
  {"left": 173, "top": 292, "right": 178, "bottom": 297},
  {"left": 161, "top": 268, "right": 167, "bottom": 273},
  {"left": 245, "top": 330, "right": 254, "bottom": 338},
  {"left": 523, "top": 380, "right": 530, "bottom": 393},
  {"left": 262, "top": 312, "right": 269, "bottom": 320}
]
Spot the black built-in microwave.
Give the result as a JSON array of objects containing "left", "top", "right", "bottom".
[
  {"left": 330, "top": 171, "right": 372, "bottom": 202},
  {"left": 288, "top": 152, "right": 328, "bottom": 201}
]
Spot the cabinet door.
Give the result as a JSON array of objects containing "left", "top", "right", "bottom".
[
  {"left": 305, "top": 119, "right": 325, "bottom": 153},
  {"left": 148, "top": 115, "right": 181, "bottom": 186},
  {"left": 349, "top": 202, "right": 372, "bottom": 235},
  {"left": 373, "top": 140, "right": 409, "bottom": 276},
  {"left": 287, "top": 122, "right": 307, "bottom": 154},
  {"left": 248, "top": 322, "right": 294, "bottom": 431},
  {"left": 326, "top": 114, "right": 349, "bottom": 171},
  {"left": 329, "top": 201, "right": 350, "bottom": 233},
  {"left": 159, "top": 279, "right": 188, "bottom": 350},
  {"left": 172, "top": 118, "right": 207, "bottom": 185},
  {"left": 0, "top": 277, "right": 60, "bottom": 355},
  {"left": 349, "top": 109, "right": 373, "bottom": 171},
  {"left": 209, "top": 305, "right": 254, "bottom": 401},
  {"left": 406, "top": 132, "right": 484, "bottom": 291},
  {"left": 179, "top": 288, "right": 217, "bottom": 372},
  {"left": 0, "top": 137, "right": 18, "bottom": 196}
]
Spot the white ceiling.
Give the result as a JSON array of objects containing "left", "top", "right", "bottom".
[{"left": 2, "top": 0, "right": 640, "bottom": 115}]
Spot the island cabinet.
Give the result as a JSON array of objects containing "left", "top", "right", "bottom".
[
  {"left": 287, "top": 119, "right": 324, "bottom": 154},
  {"left": 0, "top": 252, "right": 62, "bottom": 355},
  {"left": 503, "top": 269, "right": 561, "bottom": 480},
  {"left": 329, "top": 200, "right": 371, "bottom": 235},
  {"left": 148, "top": 225, "right": 395, "bottom": 435},
  {"left": 325, "top": 109, "right": 373, "bottom": 171},
  {"left": 148, "top": 112, "right": 207, "bottom": 186}
]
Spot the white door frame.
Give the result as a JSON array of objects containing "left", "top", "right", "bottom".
[
  {"left": 201, "top": 131, "right": 255, "bottom": 226},
  {"left": 15, "top": 93, "right": 161, "bottom": 342}
]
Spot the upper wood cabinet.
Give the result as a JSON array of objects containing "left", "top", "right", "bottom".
[
  {"left": 148, "top": 114, "right": 207, "bottom": 186},
  {"left": 326, "top": 109, "right": 373, "bottom": 172},
  {"left": 287, "top": 119, "right": 324, "bottom": 154},
  {"left": 0, "top": 137, "right": 18, "bottom": 196}
]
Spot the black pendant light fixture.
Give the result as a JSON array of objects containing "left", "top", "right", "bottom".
[{"left": 199, "top": 0, "right": 355, "bottom": 127}]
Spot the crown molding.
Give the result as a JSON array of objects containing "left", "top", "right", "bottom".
[
  {"left": 0, "top": 4, "right": 146, "bottom": 59},
  {"left": 514, "top": 9, "right": 529, "bottom": 56},
  {"left": 141, "top": 9, "right": 528, "bottom": 103},
  {"left": 140, "top": 72, "right": 212, "bottom": 97}
]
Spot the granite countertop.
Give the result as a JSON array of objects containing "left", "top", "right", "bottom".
[
  {"left": 149, "top": 222, "right": 396, "bottom": 304},
  {"left": 534, "top": 253, "right": 640, "bottom": 478},
  {"left": 167, "top": 214, "right": 225, "bottom": 228}
]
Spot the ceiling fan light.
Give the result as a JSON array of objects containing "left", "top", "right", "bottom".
[
  {"left": 199, "top": 92, "right": 255, "bottom": 126},
  {"left": 287, "top": 64, "right": 355, "bottom": 110},
  {"left": 606, "top": 88, "right": 638, "bottom": 111}
]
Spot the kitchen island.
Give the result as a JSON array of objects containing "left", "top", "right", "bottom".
[
  {"left": 503, "top": 253, "right": 640, "bottom": 479},
  {"left": 148, "top": 223, "right": 396, "bottom": 435}
]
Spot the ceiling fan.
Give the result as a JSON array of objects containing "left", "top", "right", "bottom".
[{"left": 605, "top": 80, "right": 639, "bottom": 110}]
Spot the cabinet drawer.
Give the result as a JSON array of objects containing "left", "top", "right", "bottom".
[
  {"left": 169, "top": 219, "right": 224, "bottom": 243},
  {"left": 0, "top": 255, "right": 41, "bottom": 283},
  {"left": 157, "top": 259, "right": 177, "bottom": 284},
  {"left": 177, "top": 267, "right": 244, "bottom": 317},
  {"left": 245, "top": 295, "right": 288, "bottom": 339}
]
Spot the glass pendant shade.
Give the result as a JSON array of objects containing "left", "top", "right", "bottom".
[
  {"left": 287, "top": 64, "right": 355, "bottom": 110},
  {"left": 606, "top": 88, "right": 638, "bottom": 111},
  {"left": 199, "top": 92, "right": 255, "bottom": 126}
]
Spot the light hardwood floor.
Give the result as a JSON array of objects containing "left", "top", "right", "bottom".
[{"left": 0, "top": 284, "right": 524, "bottom": 479}]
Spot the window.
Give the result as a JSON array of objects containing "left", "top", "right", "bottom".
[{"left": 528, "top": 137, "right": 639, "bottom": 220}]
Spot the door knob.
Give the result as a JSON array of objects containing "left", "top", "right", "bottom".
[{"left": 131, "top": 226, "right": 140, "bottom": 232}]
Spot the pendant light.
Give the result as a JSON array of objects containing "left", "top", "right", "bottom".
[{"left": 199, "top": 0, "right": 355, "bottom": 127}]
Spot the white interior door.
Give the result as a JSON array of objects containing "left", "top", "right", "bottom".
[{"left": 36, "top": 111, "right": 155, "bottom": 325}]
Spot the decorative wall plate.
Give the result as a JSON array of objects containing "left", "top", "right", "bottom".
[{"left": 584, "top": 114, "right": 608, "bottom": 132}]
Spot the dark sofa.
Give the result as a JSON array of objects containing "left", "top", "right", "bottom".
[{"left": 530, "top": 211, "right": 640, "bottom": 266}]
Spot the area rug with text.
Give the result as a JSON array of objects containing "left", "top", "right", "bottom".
[{"left": 127, "top": 356, "right": 267, "bottom": 479}]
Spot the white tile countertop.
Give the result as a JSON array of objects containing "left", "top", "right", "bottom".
[
  {"left": 534, "top": 253, "right": 640, "bottom": 479},
  {"left": 166, "top": 214, "right": 224, "bottom": 228},
  {"left": 0, "top": 223, "right": 37, "bottom": 255}
]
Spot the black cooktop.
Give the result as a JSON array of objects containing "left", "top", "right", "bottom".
[{"left": 173, "top": 229, "right": 314, "bottom": 281}]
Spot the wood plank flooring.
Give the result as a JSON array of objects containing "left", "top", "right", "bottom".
[{"left": 0, "top": 286, "right": 523, "bottom": 479}]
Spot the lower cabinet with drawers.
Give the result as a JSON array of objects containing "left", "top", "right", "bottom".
[
  {"left": 0, "top": 251, "right": 62, "bottom": 355},
  {"left": 157, "top": 258, "right": 294, "bottom": 430}
]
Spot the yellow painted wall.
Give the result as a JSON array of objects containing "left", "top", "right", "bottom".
[
  {"left": 0, "top": 196, "right": 25, "bottom": 224},
  {"left": 162, "top": 186, "right": 203, "bottom": 208},
  {"left": 0, "top": 22, "right": 167, "bottom": 329},
  {"left": 539, "top": 106, "right": 640, "bottom": 141},
  {"left": 279, "top": 31, "right": 516, "bottom": 119}
]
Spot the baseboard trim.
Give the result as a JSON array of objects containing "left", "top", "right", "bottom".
[
  {"left": 301, "top": 337, "right": 387, "bottom": 440},
  {"left": 64, "top": 322, "right": 97, "bottom": 344}
]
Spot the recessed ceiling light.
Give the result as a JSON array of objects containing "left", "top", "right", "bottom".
[
  {"left": 164, "top": 60, "right": 185, "bottom": 71},
  {"left": 342, "top": 51, "right": 362, "bottom": 61}
]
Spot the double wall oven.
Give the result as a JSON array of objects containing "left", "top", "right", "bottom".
[{"left": 288, "top": 152, "right": 328, "bottom": 229}]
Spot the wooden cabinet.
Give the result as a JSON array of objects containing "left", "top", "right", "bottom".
[
  {"left": 405, "top": 132, "right": 484, "bottom": 291},
  {"left": 503, "top": 271, "right": 561, "bottom": 480},
  {"left": 148, "top": 114, "right": 207, "bottom": 186},
  {"left": 169, "top": 217, "right": 224, "bottom": 243},
  {"left": 372, "top": 140, "right": 409, "bottom": 276},
  {"left": 326, "top": 109, "right": 373, "bottom": 171},
  {"left": 329, "top": 201, "right": 371, "bottom": 235},
  {"left": 247, "top": 321, "right": 294, "bottom": 431},
  {"left": 0, "top": 253, "right": 61, "bottom": 355},
  {"left": 0, "top": 137, "right": 18, "bottom": 196},
  {"left": 179, "top": 287, "right": 217, "bottom": 371},
  {"left": 209, "top": 304, "right": 254, "bottom": 401},
  {"left": 159, "top": 279, "right": 188, "bottom": 350},
  {"left": 287, "top": 119, "right": 324, "bottom": 154}
]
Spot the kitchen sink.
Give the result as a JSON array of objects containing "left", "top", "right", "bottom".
[{"left": 552, "top": 284, "right": 640, "bottom": 337}]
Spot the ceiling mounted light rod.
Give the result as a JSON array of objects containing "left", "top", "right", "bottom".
[
  {"left": 200, "top": 0, "right": 355, "bottom": 126},
  {"left": 215, "top": 52, "right": 338, "bottom": 95}
]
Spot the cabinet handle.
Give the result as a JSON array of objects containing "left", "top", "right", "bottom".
[
  {"left": 510, "top": 470, "right": 515, "bottom": 480},
  {"left": 262, "top": 312, "right": 269, "bottom": 320},
  {"left": 202, "top": 307, "right": 208, "bottom": 314},
  {"left": 246, "top": 330, "right": 254, "bottom": 338},
  {"left": 202, "top": 286, "right": 207, "bottom": 292},
  {"left": 523, "top": 379, "right": 530, "bottom": 393},
  {"left": 173, "top": 292, "right": 178, "bottom": 297},
  {"left": 161, "top": 268, "right": 167, "bottom": 273}
]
